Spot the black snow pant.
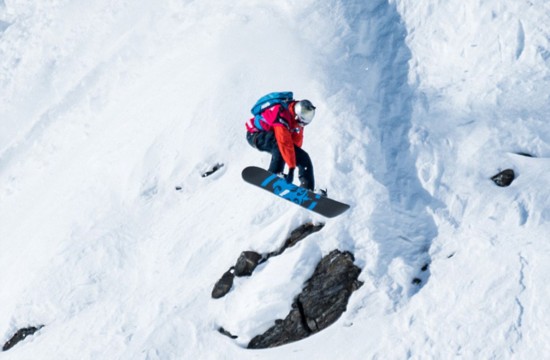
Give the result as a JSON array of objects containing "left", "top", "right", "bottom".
[{"left": 246, "top": 131, "right": 315, "bottom": 190}]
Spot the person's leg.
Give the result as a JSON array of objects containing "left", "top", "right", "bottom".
[
  {"left": 294, "top": 146, "right": 315, "bottom": 190},
  {"left": 254, "top": 131, "right": 285, "bottom": 174},
  {"left": 268, "top": 149, "right": 285, "bottom": 174},
  {"left": 246, "top": 132, "right": 257, "bottom": 148}
]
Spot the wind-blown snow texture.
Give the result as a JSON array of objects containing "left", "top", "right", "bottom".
[{"left": 1, "top": 0, "right": 549, "bottom": 358}]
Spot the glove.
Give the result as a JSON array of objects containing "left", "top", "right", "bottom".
[{"left": 285, "top": 167, "right": 295, "bottom": 184}]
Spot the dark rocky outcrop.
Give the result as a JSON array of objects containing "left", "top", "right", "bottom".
[
  {"left": 176, "top": 162, "right": 225, "bottom": 190},
  {"left": 211, "top": 222, "right": 324, "bottom": 299},
  {"left": 412, "top": 262, "right": 430, "bottom": 286},
  {"left": 218, "top": 327, "right": 238, "bottom": 339},
  {"left": 514, "top": 152, "right": 534, "bottom": 157},
  {"left": 248, "top": 250, "right": 363, "bottom": 349},
  {"left": 2, "top": 325, "right": 44, "bottom": 351},
  {"left": 213, "top": 224, "right": 363, "bottom": 347},
  {"left": 201, "top": 163, "right": 224, "bottom": 178},
  {"left": 491, "top": 169, "right": 515, "bottom": 187},
  {"left": 234, "top": 251, "right": 263, "bottom": 277},
  {"left": 211, "top": 268, "right": 235, "bottom": 299},
  {"left": 269, "top": 222, "right": 325, "bottom": 257}
]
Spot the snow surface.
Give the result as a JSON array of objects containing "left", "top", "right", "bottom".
[{"left": 1, "top": 0, "right": 549, "bottom": 358}]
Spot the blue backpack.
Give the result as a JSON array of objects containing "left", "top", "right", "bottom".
[{"left": 250, "top": 91, "right": 294, "bottom": 131}]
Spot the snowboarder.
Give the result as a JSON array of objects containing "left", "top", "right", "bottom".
[{"left": 246, "top": 97, "right": 317, "bottom": 191}]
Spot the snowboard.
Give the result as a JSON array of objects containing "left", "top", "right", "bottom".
[{"left": 241, "top": 166, "right": 350, "bottom": 218}]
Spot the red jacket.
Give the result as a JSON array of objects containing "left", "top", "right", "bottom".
[{"left": 246, "top": 102, "right": 303, "bottom": 168}]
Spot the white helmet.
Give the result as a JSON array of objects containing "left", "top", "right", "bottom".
[{"left": 294, "top": 100, "right": 316, "bottom": 125}]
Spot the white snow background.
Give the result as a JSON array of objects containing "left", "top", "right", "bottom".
[{"left": 1, "top": 0, "right": 550, "bottom": 358}]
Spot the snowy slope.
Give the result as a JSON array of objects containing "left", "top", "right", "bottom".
[{"left": 1, "top": 0, "right": 549, "bottom": 359}]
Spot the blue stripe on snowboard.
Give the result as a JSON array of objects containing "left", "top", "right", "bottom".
[{"left": 261, "top": 174, "right": 278, "bottom": 187}]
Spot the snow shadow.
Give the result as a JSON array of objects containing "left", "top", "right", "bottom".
[
  {"left": 363, "top": 2, "right": 436, "bottom": 298},
  {"left": 0, "top": 20, "right": 10, "bottom": 34},
  {"left": 337, "top": 1, "right": 437, "bottom": 299}
]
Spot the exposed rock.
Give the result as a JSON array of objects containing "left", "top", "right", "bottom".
[
  {"left": 218, "top": 327, "right": 238, "bottom": 339},
  {"left": 265, "top": 222, "right": 325, "bottom": 259},
  {"left": 212, "top": 222, "right": 324, "bottom": 299},
  {"left": 514, "top": 152, "right": 534, "bottom": 157},
  {"left": 297, "top": 250, "right": 363, "bottom": 331},
  {"left": 491, "top": 169, "right": 515, "bottom": 187},
  {"left": 412, "top": 263, "right": 430, "bottom": 285},
  {"left": 211, "top": 268, "right": 235, "bottom": 299},
  {"left": 421, "top": 263, "right": 429, "bottom": 271},
  {"left": 248, "top": 250, "right": 363, "bottom": 349},
  {"left": 3, "top": 325, "right": 44, "bottom": 351},
  {"left": 234, "top": 251, "right": 263, "bottom": 277},
  {"left": 281, "top": 222, "right": 325, "bottom": 252},
  {"left": 249, "top": 309, "right": 310, "bottom": 349},
  {"left": 201, "top": 163, "right": 224, "bottom": 178}
]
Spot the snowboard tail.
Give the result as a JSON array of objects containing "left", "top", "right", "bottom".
[{"left": 241, "top": 166, "right": 350, "bottom": 218}]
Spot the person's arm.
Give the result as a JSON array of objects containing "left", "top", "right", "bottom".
[
  {"left": 292, "top": 128, "right": 304, "bottom": 148},
  {"left": 273, "top": 126, "right": 297, "bottom": 169}
]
